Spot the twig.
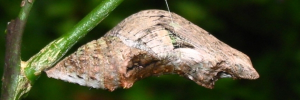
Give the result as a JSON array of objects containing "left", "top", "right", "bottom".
[
  {"left": 1, "top": 0, "right": 35, "bottom": 99},
  {"left": 24, "top": 0, "right": 124, "bottom": 83}
]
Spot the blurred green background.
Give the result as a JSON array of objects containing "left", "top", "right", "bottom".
[{"left": 1, "top": 0, "right": 300, "bottom": 100}]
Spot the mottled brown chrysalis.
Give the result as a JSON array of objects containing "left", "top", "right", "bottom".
[{"left": 45, "top": 10, "right": 259, "bottom": 91}]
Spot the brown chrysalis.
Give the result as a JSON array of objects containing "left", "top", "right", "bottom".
[{"left": 45, "top": 10, "right": 259, "bottom": 91}]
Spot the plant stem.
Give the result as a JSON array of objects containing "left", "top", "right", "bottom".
[
  {"left": 25, "top": 0, "right": 123, "bottom": 88},
  {"left": 1, "top": 0, "right": 35, "bottom": 100}
]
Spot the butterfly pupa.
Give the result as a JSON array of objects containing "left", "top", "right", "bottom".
[{"left": 45, "top": 10, "right": 259, "bottom": 91}]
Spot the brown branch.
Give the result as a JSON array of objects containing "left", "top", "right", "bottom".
[
  {"left": 2, "top": 0, "right": 37, "bottom": 99},
  {"left": 2, "top": 19, "right": 30, "bottom": 100}
]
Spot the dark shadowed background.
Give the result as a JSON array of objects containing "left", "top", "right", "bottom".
[{"left": 1, "top": 0, "right": 300, "bottom": 100}]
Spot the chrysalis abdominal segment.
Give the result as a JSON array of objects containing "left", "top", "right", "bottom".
[{"left": 46, "top": 10, "right": 259, "bottom": 91}]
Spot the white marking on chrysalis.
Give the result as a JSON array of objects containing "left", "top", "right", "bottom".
[
  {"left": 219, "top": 72, "right": 232, "bottom": 78},
  {"left": 188, "top": 75, "right": 194, "bottom": 80}
]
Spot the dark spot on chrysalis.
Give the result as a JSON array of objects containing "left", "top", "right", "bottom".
[
  {"left": 77, "top": 75, "right": 83, "bottom": 79},
  {"left": 90, "top": 76, "right": 96, "bottom": 80},
  {"left": 159, "top": 15, "right": 165, "bottom": 18},
  {"left": 126, "top": 66, "right": 134, "bottom": 72}
]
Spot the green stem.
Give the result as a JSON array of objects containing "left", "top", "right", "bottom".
[
  {"left": 19, "top": 0, "right": 35, "bottom": 21},
  {"left": 1, "top": 0, "right": 35, "bottom": 100},
  {"left": 25, "top": 0, "right": 123, "bottom": 85}
]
